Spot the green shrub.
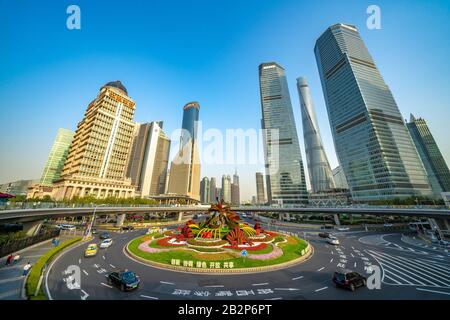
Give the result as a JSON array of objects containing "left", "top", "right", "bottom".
[{"left": 26, "top": 237, "right": 82, "bottom": 300}]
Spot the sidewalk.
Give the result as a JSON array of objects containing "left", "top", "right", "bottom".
[{"left": 0, "top": 235, "right": 72, "bottom": 300}]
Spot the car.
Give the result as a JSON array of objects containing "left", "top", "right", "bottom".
[
  {"left": 92, "top": 229, "right": 98, "bottom": 234},
  {"left": 99, "top": 232, "right": 110, "bottom": 239},
  {"left": 320, "top": 225, "right": 334, "bottom": 230},
  {"left": 327, "top": 236, "right": 340, "bottom": 245},
  {"left": 333, "top": 269, "right": 366, "bottom": 291},
  {"left": 383, "top": 223, "right": 394, "bottom": 227},
  {"left": 336, "top": 226, "right": 350, "bottom": 231},
  {"left": 99, "top": 238, "right": 113, "bottom": 248},
  {"left": 319, "top": 232, "right": 331, "bottom": 238},
  {"left": 107, "top": 270, "right": 140, "bottom": 291},
  {"left": 121, "top": 225, "right": 134, "bottom": 231},
  {"left": 84, "top": 244, "right": 98, "bottom": 257},
  {"left": 57, "top": 224, "right": 76, "bottom": 231}
]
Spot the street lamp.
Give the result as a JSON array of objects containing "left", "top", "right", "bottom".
[{"left": 84, "top": 203, "right": 106, "bottom": 239}]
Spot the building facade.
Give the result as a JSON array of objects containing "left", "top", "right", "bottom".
[
  {"left": 296, "top": 77, "right": 335, "bottom": 193},
  {"left": 231, "top": 169, "right": 240, "bottom": 205},
  {"left": 126, "top": 121, "right": 171, "bottom": 197},
  {"left": 50, "top": 81, "right": 137, "bottom": 200},
  {"left": 255, "top": 172, "right": 265, "bottom": 204},
  {"left": 315, "top": 23, "right": 432, "bottom": 201},
  {"left": 221, "top": 175, "right": 231, "bottom": 203},
  {"left": 200, "top": 177, "right": 210, "bottom": 204},
  {"left": 407, "top": 115, "right": 450, "bottom": 197},
  {"left": 209, "top": 177, "right": 217, "bottom": 203},
  {"left": 332, "top": 166, "right": 349, "bottom": 189},
  {"left": 167, "top": 102, "right": 201, "bottom": 200},
  {"left": 2, "top": 179, "right": 38, "bottom": 196},
  {"left": 259, "top": 62, "right": 308, "bottom": 206},
  {"left": 40, "top": 128, "right": 75, "bottom": 186}
]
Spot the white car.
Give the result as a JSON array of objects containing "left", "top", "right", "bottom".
[
  {"left": 57, "top": 224, "right": 76, "bottom": 231},
  {"left": 336, "top": 227, "right": 350, "bottom": 231},
  {"left": 99, "top": 238, "right": 113, "bottom": 249},
  {"left": 327, "top": 236, "right": 340, "bottom": 245}
]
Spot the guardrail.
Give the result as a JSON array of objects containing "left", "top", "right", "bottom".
[{"left": 0, "top": 229, "right": 61, "bottom": 258}]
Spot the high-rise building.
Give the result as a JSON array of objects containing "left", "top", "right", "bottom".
[
  {"left": 315, "top": 23, "right": 432, "bottom": 201},
  {"left": 407, "top": 114, "right": 450, "bottom": 196},
  {"left": 200, "top": 177, "right": 210, "bottom": 204},
  {"left": 40, "top": 128, "right": 75, "bottom": 186},
  {"left": 209, "top": 177, "right": 217, "bottom": 203},
  {"left": 167, "top": 102, "right": 201, "bottom": 200},
  {"left": 251, "top": 196, "right": 257, "bottom": 205},
  {"left": 216, "top": 187, "right": 222, "bottom": 202},
  {"left": 259, "top": 62, "right": 308, "bottom": 206},
  {"left": 231, "top": 169, "right": 240, "bottom": 205},
  {"left": 296, "top": 77, "right": 335, "bottom": 193},
  {"left": 221, "top": 175, "right": 231, "bottom": 203},
  {"left": 332, "top": 166, "right": 349, "bottom": 189},
  {"left": 51, "top": 81, "right": 137, "bottom": 200},
  {"left": 126, "top": 121, "right": 171, "bottom": 197},
  {"left": 255, "top": 172, "right": 265, "bottom": 204},
  {"left": 233, "top": 168, "right": 239, "bottom": 186}
]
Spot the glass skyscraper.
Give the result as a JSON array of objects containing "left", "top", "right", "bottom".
[
  {"left": 314, "top": 23, "right": 432, "bottom": 201},
  {"left": 407, "top": 114, "right": 450, "bottom": 196},
  {"left": 259, "top": 62, "right": 308, "bottom": 206}
]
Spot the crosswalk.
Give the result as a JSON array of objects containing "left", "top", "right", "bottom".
[{"left": 367, "top": 250, "right": 450, "bottom": 288}]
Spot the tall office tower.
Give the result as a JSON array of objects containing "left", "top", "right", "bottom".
[
  {"left": 216, "top": 187, "right": 222, "bottom": 202},
  {"left": 167, "top": 102, "right": 201, "bottom": 200},
  {"left": 315, "top": 23, "right": 432, "bottom": 201},
  {"left": 231, "top": 183, "right": 240, "bottom": 205},
  {"left": 332, "top": 166, "right": 349, "bottom": 189},
  {"left": 259, "top": 62, "right": 308, "bottom": 206},
  {"left": 200, "top": 177, "right": 210, "bottom": 204},
  {"left": 51, "top": 81, "right": 137, "bottom": 200},
  {"left": 209, "top": 177, "right": 217, "bottom": 203},
  {"left": 251, "top": 196, "right": 257, "bottom": 205},
  {"left": 255, "top": 172, "right": 265, "bottom": 204},
  {"left": 233, "top": 168, "right": 240, "bottom": 186},
  {"left": 126, "top": 121, "right": 171, "bottom": 197},
  {"left": 407, "top": 114, "right": 450, "bottom": 196},
  {"left": 221, "top": 175, "right": 232, "bottom": 203},
  {"left": 40, "top": 128, "right": 75, "bottom": 186},
  {"left": 296, "top": 77, "right": 335, "bottom": 193}
]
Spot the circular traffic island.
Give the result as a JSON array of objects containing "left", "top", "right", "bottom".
[{"left": 125, "top": 202, "right": 313, "bottom": 274}]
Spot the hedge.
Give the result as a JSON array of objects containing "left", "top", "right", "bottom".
[{"left": 25, "top": 236, "right": 82, "bottom": 300}]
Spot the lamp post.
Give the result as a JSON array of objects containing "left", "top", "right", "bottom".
[{"left": 84, "top": 203, "right": 106, "bottom": 239}]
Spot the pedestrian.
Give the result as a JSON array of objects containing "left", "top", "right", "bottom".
[
  {"left": 13, "top": 254, "right": 20, "bottom": 264},
  {"left": 23, "top": 262, "right": 32, "bottom": 276},
  {"left": 5, "top": 254, "right": 13, "bottom": 266}
]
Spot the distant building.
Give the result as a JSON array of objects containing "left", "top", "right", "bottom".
[
  {"left": 255, "top": 172, "right": 265, "bottom": 204},
  {"left": 332, "top": 166, "right": 349, "bottom": 189},
  {"left": 209, "top": 177, "right": 217, "bottom": 203},
  {"left": 231, "top": 183, "right": 240, "bottom": 205},
  {"left": 221, "top": 175, "right": 231, "bottom": 203},
  {"left": 200, "top": 177, "right": 210, "bottom": 204},
  {"left": 216, "top": 187, "right": 222, "bottom": 201},
  {"left": 126, "top": 121, "right": 171, "bottom": 197},
  {"left": 407, "top": 114, "right": 450, "bottom": 197},
  {"left": 40, "top": 128, "right": 75, "bottom": 186},
  {"left": 1, "top": 179, "right": 38, "bottom": 196},
  {"left": 251, "top": 196, "right": 257, "bottom": 205}
]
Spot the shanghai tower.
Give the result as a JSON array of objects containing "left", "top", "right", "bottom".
[
  {"left": 296, "top": 77, "right": 335, "bottom": 193},
  {"left": 314, "top": 23, "right": 432, "bottom": 201}
]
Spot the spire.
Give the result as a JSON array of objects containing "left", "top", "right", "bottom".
[{"left": 410, "top": 114, "right": 416, "bottom": 122}]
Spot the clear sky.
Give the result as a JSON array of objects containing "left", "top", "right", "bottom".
[{"left": 1, "top": 0, "right": 449, "bottom": 201}]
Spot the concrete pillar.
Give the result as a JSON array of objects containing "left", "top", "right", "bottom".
[
  {"left": 178, "top": 212, "right": 183, "bottom": 222},
  {"left": 22, "top": 220, "right": 43, "bottom": 236},
  {"left": 333, "top": 214, "right": 341, "bottom": 226},
  {"left": 115, "top": 214, "right": 126, "bottom": 227}
]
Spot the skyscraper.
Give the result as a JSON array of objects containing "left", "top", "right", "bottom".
[
  {"left": 255, "top": 172, "right": 265, "bottom": 204},
  {"left": 209, "top": 177, "right": 217, "bottom": 203},
  {"left": 51, "top": 81, "right": 137, "bottom": 200},
  {"left": 407, "top": 114, "right": 450, "bottom": 196},
  {"left": 332, "top": 166, "right": 349, "bottom": 189},
  {"left": 315, "top": 23, "right": 432, "bottom": 201},
  {"left": 259, "top": 62, "right": 308, "bottom": 206},
  {"left": 231, "top": 169, "right": 240, "bottom": 205},
  {"left": 200, "top": 177, "right": 210, "bottom": 204},
  {"left": 296, "top": 77, "right": 335, "bottom": 193},
  {"left": 167, "top": 102, "right": 201, "bottom": 200},
  {"left": 221, "top": 174, "right": 231, "bottom": 203},
  {"left": 40, "top": 128, "right": 75, "bottom": 186},
  {"left": 126, "top": 121, "right": 171, "bottom": 197}
]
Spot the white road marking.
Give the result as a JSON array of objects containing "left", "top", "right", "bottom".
[
  {"left": 78, "top": 259, "right": 81, "bottom": 264},
  {"left": 109, "top": 264, "right": 116, "bottom": 268},
  {"left": 80, "top": 289, "right": 89, "bottom": 300},
  {"left": 350, "top": 253, "right": 354, "bottom": 258},
  {"left": 140, "top": 295, "right": 159, "bottom": 299},
  {"left": 317, "top": 267, "right": 325, "bottom": 271},
  {"left": 292, "top": 276, "right": 303, "bottom": 280},
  {"left": 315, "top": 286, "right": 328, "bottom": 292},
  {"left": 252, "top": 283, "right": 269, "bottom": 286},
  {"left": 274, "top": 288, "right": 299, "bottom": 291},
  {"left": 82, "top": 270, "right": 88, "bottom": 276},
  {"left": 330, "top": 258, "right": 334, "bottom": 263},
  {"left": 354, "top": 262, "right": 357, "bottom": 268},
  {"left": 102, "top": 256, "right": 106, "bottom": 260},
  {"left": 160, "top": 281, "right": 175, "bottom": 285},
  {"left": 416, "top": 288, "right": 450, "bottom": 296},
  {"left": 100, "top": 282, "right": 113, "bottom": 288},
  {"left": 265, "top": 297, "right": 282, "bottom": 300},
  {"left": 205, "top": 285, "right": 225, "bottom": 288}
]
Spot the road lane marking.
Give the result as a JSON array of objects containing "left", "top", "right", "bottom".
[
  {"left": 252, "top": 283, "right": 269, "bottom": 286},
  {"left": 102, "top": 256, "right": 106, "bottom": 260},
  {"left": 80, "top": 289, "right": 89, "bottom": 300},
  {"left": 317, "top": 267, "right": 325, "bottom": 271},
  {"left": 82, "top": 270, "right": 88, "bottom": 276},
  {"left": 292, "top": 276, "right": 303, "bottom": 280},
  {"left": 315, "top": 286, "right": 328, "bottom": 292},
  {"left": 329, "top": 258, "right": 333, "bottom": 263},
  {"left": 78, "top": 259, "right": 81, "bottom": 264},
  {"left": 274, "top": 288, "right": 299, "bottom": 291},
  {"left": 100, "top": 282, "right": 113, "bottom": 288},
  {"left": 350, "top": 253, "right": 354, "bottom": 258},
  {"left": 354, "top": 262, "right": 357, "bottom": 268},
  {"left": 265, "top": 297, "right": 282, "bottom": 300},
  {"left": 205, "top": 285, "right": 224, "bottom": 288},
  {"left": 416, "top": 288, "right": 450, "bottom": 296},
  {"left": 160, "top": 281, "right": 175, "bottom": 285},
  {"left": 141, "top": 295, "right": 159, "bottom": 299},
  {"left": 109, "top": 264, "right": 116, "bottom": 268}
]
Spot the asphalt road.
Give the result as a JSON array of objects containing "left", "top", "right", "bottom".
[{"left": 45, "top": 221, "right": 450, "bottom": 300}]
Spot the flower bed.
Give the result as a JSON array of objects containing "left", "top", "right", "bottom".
[
  {"left": 156, "top": 236, "right": 186, "bottom": 247},
  {"left": 187, "top": 238, "right": 228, "bottom": 247},
  {"left": 223, "top": 242, "right": 268, "bottom": 251}
]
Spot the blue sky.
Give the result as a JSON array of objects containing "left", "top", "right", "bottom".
[{"left": 1, "top": 0, "right": 449, "bottom": 201}]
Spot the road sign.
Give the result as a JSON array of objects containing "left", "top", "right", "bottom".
[{"left": 241, "top": 249, "right": 247, "bottom": 257}]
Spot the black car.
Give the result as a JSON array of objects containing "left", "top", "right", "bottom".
[
  {"left": 333, "top": 269, "right": 366, "bottom": 291},
  {"left": 107, "top": 270, "right": 140, "bottom": 291},
  {"left": 319, "top": 232, "right": 331, "bottom": 238},
  {"left": 99, "top": 232, "right": 110, "bottom": 239},
  {"left": 122, "top": 225, "right": 134, "bottom": 231}
]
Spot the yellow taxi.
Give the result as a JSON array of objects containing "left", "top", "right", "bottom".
[{"left": 84, "top": 244, "right": 98, "bottom": 257}]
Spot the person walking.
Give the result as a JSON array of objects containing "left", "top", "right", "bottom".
[
  {"left": 13, "top": 254, "right": 20, "bottom": 264},
  {"left": 5, "top": 254, "right": 13, "bottom": 266},
  {"left": 22, "top": 262, "right": 32, "bottom": 276}
]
